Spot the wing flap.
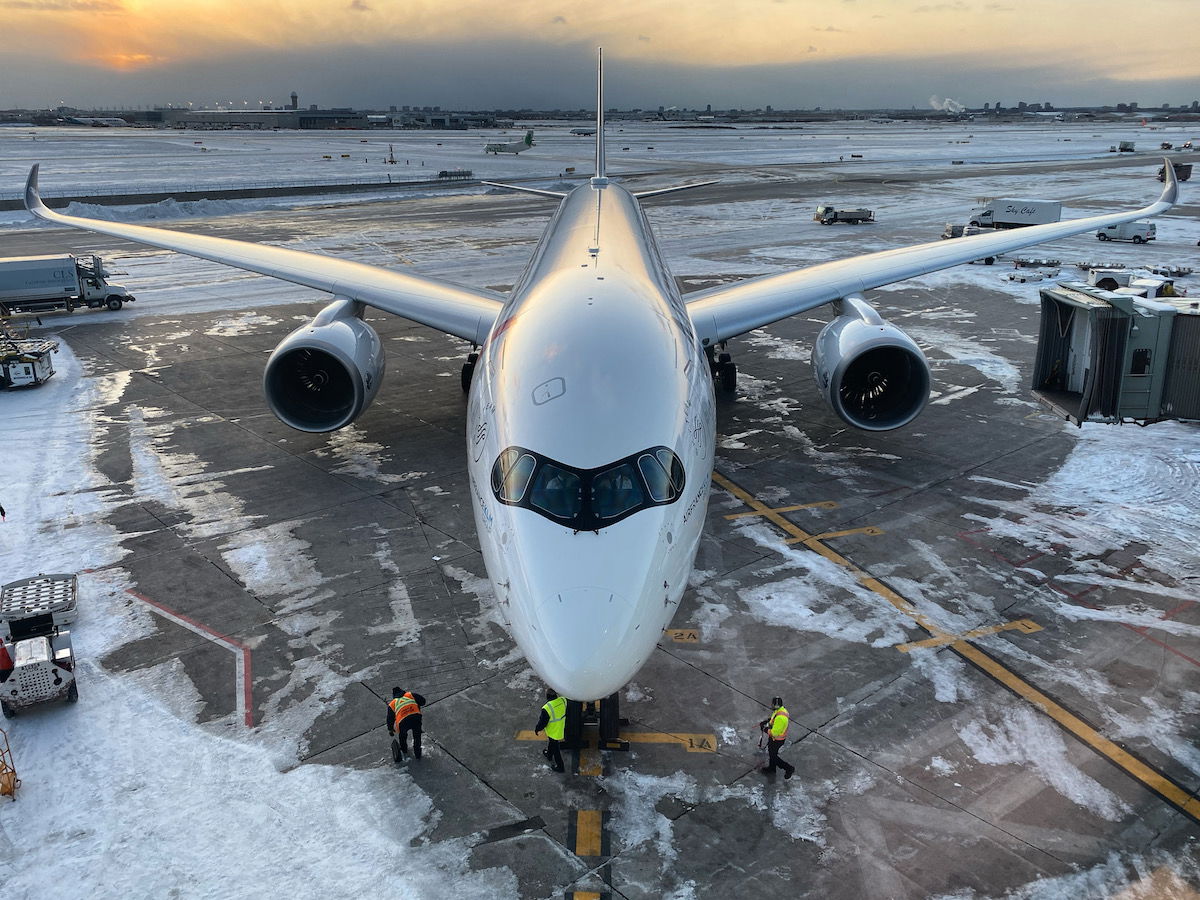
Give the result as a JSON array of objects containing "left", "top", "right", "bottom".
[
  {"left": 687, "top": 161, "right": 1179, "bottom": 344},
  {"left": 25, "top": 165, "right": 504, "bottom": 344}
]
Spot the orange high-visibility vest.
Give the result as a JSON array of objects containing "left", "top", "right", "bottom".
[
  {"left": 389, "top": 693, "right": 420, "bottom": 729},
  {"left": 767, "top": 706, "right": 789, "bottom": 740}
]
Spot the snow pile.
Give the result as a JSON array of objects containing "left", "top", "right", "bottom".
[
  {"left": 0, "top": 339, "right": 518, "bottom": 897},
  {"left": 956, "top": 706, "right": 1130, "bottom": 821},
  {"left": 1, "top": 648, "right": 515, "bottom": 898}
]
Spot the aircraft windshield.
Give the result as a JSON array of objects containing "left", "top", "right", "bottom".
[{"left": 490, "top": 445, "right": 686, "bottom": 531}]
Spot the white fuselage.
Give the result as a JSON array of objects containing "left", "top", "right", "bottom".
[{"left": 466, "top": 182, "right": 715, "bottom": 701}]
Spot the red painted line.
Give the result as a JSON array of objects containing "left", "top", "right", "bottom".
[
  {"left": 1161, "top": 600, "right": 1197, "bottom": 622},
  {"left": 126, "top": 589, "right": 248, "bottom": 651},
  {"left": 1123, "top": 624, "right": 1200, "bottom": 670},
  {"left": 125, "top": 588, "right": 254, "bottom": 727}
]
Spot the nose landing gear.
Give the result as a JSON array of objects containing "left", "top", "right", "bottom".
[{"left": 563, "top": 693, "right": 630, "bottom": 754}]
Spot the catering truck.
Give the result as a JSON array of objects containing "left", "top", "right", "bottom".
[
  {"left": 0, "top": 254, "right": 134, "bottom": 316},
  {"left": 967, "top": 198, "right": 1062, "bottom": 229}
]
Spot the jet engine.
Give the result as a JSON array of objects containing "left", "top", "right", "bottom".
[
  {"left": 263, "top": 298, "right": 385, "bottom": 432},
  {"left": 811, "top": 295, "right": 930, "bottom": 431}
]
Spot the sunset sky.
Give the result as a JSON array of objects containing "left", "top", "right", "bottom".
[{"left": 1, "top": 0, "right": 1197, "bottom": 111}]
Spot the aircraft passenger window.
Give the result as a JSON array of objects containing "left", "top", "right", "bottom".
[
  {"left": 638, "top": 454, "right": 675, "bottom": 503},
  {"left": 592, "top": 463, "right": 645, "bottom": 519},
  {"left": 529, "top": 464, "right": 582, "bottom": 518},
  {"left": 492, "top": 450, "right": 536, "bottom": 502},
  {"left": 655, "top": 449, "right": 686, "bottom": 493}
]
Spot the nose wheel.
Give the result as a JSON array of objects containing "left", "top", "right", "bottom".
[{"left": 562, "top": 693, "right": 629, "bottom": 754}]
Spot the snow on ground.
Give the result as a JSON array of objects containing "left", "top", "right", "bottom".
[
  {"left": 957, "top": 706, "right": 1130, "bottom": 821},
  {"left": 932, "top": 850, "right": 1200, "bottom": 900},
  {"left": 734, "top": 523, "right": 911, "bottom": 648},
  {"left": 0, "top": 341, "right": 518, "bottom": 897}
]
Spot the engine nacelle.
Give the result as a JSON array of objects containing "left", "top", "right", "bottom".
[
  {"left": 812, "top": 295, "right": 930, "bottom": 431},
  {"left": 263, "top": 298, "right": 385, "bottom": 433}
]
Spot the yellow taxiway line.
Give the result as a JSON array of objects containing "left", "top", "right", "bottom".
[{"left": 712, "top": 470, "right": 1200, "bottom": 825}]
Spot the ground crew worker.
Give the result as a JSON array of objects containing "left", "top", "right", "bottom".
[
  {"left": 387, "top": 687, "right": 426, "bottom": 762},
  {"left": 534, "top": 688, "right": 567, "bottom": 772},
  {"left": 758, "top": 697, "right": 795, "bottom": 780}
]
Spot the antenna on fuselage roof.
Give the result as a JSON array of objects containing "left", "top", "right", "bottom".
[{"left": 593, "top": 47, "right": 607, "bottom": 186}]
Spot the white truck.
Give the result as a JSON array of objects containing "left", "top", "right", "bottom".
[
  {"left": 0, "top": 254, "right": 134, "bottom": 316},
  {"left": 1096, "top": 221, "right": 1156, "bottom": 243},
  {"left": 1, "top": 575, "right": 79, "bottom": 718},
  {"left": 967, "top": 198, "right": 1062, "bottom": 229}
]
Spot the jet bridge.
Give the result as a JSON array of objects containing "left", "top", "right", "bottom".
[{"left": 1032, "top": 281, "right": 1200, "bottom": 425}]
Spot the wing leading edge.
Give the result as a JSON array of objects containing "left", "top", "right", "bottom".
[
  {"left": 687, "top": 161, "right": 1180, "bottom": 345},
  {"left": 24, "top": 165, "right": 504, "bottom": 344}
]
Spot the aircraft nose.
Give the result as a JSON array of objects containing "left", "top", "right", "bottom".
[{"left": 532, "top": 586, "right": 646, "bottom": 700}]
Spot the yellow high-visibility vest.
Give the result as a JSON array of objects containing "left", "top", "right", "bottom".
[
  {"left": 542, "top": 697, "right": 567, "bottom": 741},
  {"left": 768, "top": 706, "right": 789, "bottom": 740}
]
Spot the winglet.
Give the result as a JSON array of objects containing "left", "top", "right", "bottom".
[
  {"left": 592, "top": 48, "right": 607, "bottom": 187},
  {"left": 25, "top": 163, "right": 50, "bottom": 218},
  {"left": 1159, "top": 155, "right": 1180, "bottom": 207}
]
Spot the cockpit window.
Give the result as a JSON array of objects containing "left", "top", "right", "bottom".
[
  {"left": 529, "top": 464, "right": 582, "bottom": 518},
  {"left": 490, "top": 445, "right": 686, "bottom": 531},
  {"left": 592, "top": 463, "right": 645, "bottom": 518},
  {"left": 491, "top": 449, "right": 536, "bottom": 503},
  {"left": 637, "top": 454, "right": 675, "bottom": 503}
]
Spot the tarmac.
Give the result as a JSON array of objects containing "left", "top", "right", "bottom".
[{"left": 5, "top": 160, "right": 1199, "bottom": 898}]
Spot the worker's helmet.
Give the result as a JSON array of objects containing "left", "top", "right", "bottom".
[
  {"left": 392, "top": 686, "right": 402, "bottom": 698},
  {"left": 771, "top": 697, "right": 783, "bottom": 709},
  {"left": 546, "top": 689, "right": 558, "bottom": 701}
]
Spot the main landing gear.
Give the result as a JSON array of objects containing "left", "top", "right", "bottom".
[
  {"left": 461, "top": 351, "right": 478, "bottom": 393},
  {"left": 562, "top": 693, "right": 629, "bottom": 752},
  {"left": 706, "top": 344, "right": 737, "bottom": 393}
]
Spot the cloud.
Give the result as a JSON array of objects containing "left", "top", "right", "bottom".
[
  {"left": 549, "top": 14, "right": 566, "bottom": 24},
  {"left": 913, "top": 1, "right": 968, "bottom": 10},
  {"left": 0, "top": 0, "right": 122, "bottom": 9},
  {"left": 637, "top": 34, "right": 650, "bottom": 42},
  {"left": 807, "top": 45, "right": 818, "bottom": 53},
  {"left": 813, "top": 25, "right": 845, "bottom": 32},
  {"left": 348, "top": 0, "right": 370, "bottom": 10}
]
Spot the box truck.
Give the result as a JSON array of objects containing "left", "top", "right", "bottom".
[
  {"left": 1096, "top": 221, "right": 1156, "bottom": 243},
  {"left": 967, "top": 199, "right": 1062, "bottom": 229},
  {"left": 0, "top": 254, "right": 134, "bottom": 315}
]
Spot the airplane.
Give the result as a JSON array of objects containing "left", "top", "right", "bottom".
[
  {"left": 570, "top": 127, "right": 597, "bottom": 136},
  {"left": 484, "top": 129, "right": 534, "bottom": 155},
  {"left": 23, "top": 51, "right": 1178, "bottom": 745}
]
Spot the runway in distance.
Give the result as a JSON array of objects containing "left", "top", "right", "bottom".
[
  {"left": 484, "top": 129, "right": 535, "bottom": 154},
  {"left": 24, "top": 52, "right": 1179, "bottom": 726}
]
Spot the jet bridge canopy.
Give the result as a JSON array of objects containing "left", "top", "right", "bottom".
[{"left": 1032, "top": 281, "right": 1200, "bottom": 425}]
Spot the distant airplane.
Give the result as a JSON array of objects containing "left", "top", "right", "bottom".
[
  {"left": 484, "top": 130, "right": 534, "bottom": 155},
  {"left": 23, "top": 52, "right": 1178, "bottom": 742},
  {"left": 570, "top": 127, "right": 596, "bottom": 136}
]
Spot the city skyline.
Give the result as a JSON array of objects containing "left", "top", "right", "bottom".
[{"left": 1, "top": 0, "right": 1198, "bottom": 111}]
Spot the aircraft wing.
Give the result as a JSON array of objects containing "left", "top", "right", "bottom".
[
  {"left": 686, "top": 161, "right": 1179, "bottom": 345},
  {"left": 24, "top": 165, "right": 504, "bottom": 344}
]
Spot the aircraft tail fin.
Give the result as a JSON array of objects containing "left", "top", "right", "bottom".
[{"left": 594, "top": 48, "right": 606, "bottom": 183}]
